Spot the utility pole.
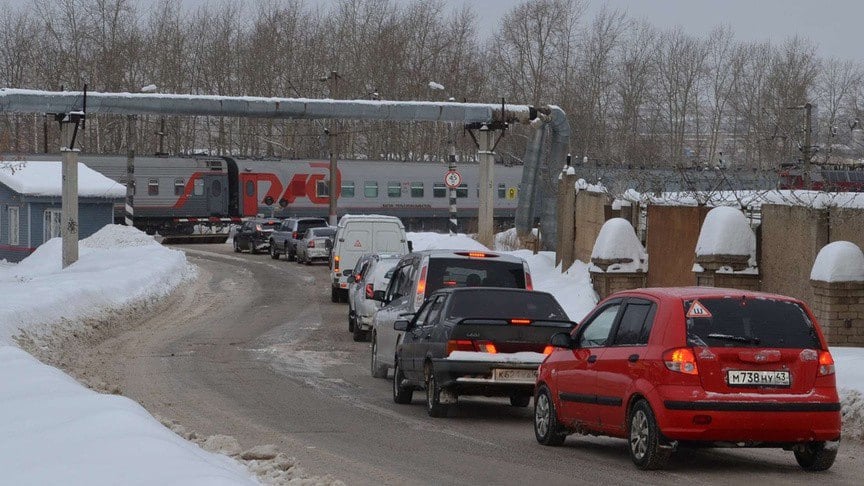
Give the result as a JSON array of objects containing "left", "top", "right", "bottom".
[
  {"left": 477, "top": 124, "right": 495, "bottom": 248},
  {"left": 323, "top": 70, "right": 342, "bottom": 226},
  {"left": 448, "top": 129, "right": 458, "bottom": 236},
  {"left": 59, "top": 112, "right": 82, "bottom": 268},
  {"left": 803, "top": 102, "right": 813, "bottom": 190},
  {"left": 126, "top": 115, "right": 136, "bottom": 227}
]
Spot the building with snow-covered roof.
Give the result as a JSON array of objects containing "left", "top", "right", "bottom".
[{"left": 0, "top": 160, "right": 124, "bottom": 262}]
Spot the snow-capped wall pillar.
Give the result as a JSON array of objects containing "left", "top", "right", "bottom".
[
  {"left": 589, "top": 218, "right": 647, "bottom": 298},
  {"left": 809, "top": 241, "right": 864, "bottom": 346},
  {"left": 693, "top": 207, "right": 759, "bottom": 291}
]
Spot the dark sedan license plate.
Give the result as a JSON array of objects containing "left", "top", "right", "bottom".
[
  {"left": 727, "top": 370, "right": 790, "bottom": 387},
  {"left": 493, "top": 368, "right": 538, "bottom": 382}
]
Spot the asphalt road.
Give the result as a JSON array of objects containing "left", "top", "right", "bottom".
[{"left": 77, "top": 243, "right": 864, "bottom": 485}]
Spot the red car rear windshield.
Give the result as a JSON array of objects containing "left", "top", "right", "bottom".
[{"left": 684, "top": 297, "right": 821, "bottom": 349}]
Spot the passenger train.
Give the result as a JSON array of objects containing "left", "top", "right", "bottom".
[{"left": 16, "top": 154, "right": 526, "bottom": 235}]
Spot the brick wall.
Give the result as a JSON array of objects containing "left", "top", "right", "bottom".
[{"left": 810, "top": 280, "right": 864, "bottom": 346}]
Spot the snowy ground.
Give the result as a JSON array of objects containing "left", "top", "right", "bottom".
[{"left": 2, "top": 227, "right": 863, "bottom": 485}]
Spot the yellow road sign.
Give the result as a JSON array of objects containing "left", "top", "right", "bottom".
[{"left": 506, "top": 187, "right": 518, "bottom": 200}]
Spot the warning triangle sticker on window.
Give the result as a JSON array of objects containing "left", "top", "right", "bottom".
[
  {"left": 686, "top": 300, "right": 712, "bottom": 318},
  {"left": 354, "top": 240, "right": 363, "bottom": 248}
]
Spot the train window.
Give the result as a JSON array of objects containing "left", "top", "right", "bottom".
[
  {"left": 245, "top": 180, "right": 254, "bottom": 197},
  {"left": 194, "top": 179, "right": 204, "bottom": 196},
  {"left": 364, "top": 181, "right": 378, "bottom": 198},
  {"left": 433, "top": 183, "right": 446, "bottom": 198},
  {"left": 388, "top": 181, "right": 401, "bottom": 198},
  {"left": 317, "top": 180, "right": 329, "bottom": 197},
  {"left": 174, "top": 178, "right": 185, "bottom": 196},
  {"left": 342, "top": 180, "right": 355, "bottom": 198},
  {"left": 211, "top": 179, "right": 222, "bottom": 197},
  {"left": 456, "top": 183, "right": 468, "bottom": 198},
  {"left": 498, "top": 183, "right": 506, "bottom": 198},
  {"left": 148, "top": 179, "right": 159, "bottom": 196},
  {"left": 410, "top": 182, "right": 424, "bottom": 198}
]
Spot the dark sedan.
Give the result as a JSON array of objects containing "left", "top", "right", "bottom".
[{"left": 392, "top": 287, "right": 574, "bottom": 417}]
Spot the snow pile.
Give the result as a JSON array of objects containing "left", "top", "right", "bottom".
[
  {"left": 575, "top": 178, "right": 607, "bottom": 194},
  {"left": 447, "top": 351, "right": 548, "bottom": 364},
  {"left": 406, "top": 231, "right": 488, "bottom": 252},
  {"left": 832, "top": 347, "right": 864, "bottom": 441},
  {"left": 0, "top": 160, "right": 125, "bottom": 198},
  {"left": 509, "top": 250, "right": 597, "bottom": 321},
  {"left": 493, "top": 227, "right": 538, "bottom": 251},
  {"left": 810, "top": 241, "right": 864, "bottom": 282},
  {"left": 0, "top": 346, "right": 255, "bottom": 486},
  {"left": 590, "top": 218, "right": 647, "bottom": 273},
  {"left": 0, "top": 225, "right": 194, "bottom": 342}
]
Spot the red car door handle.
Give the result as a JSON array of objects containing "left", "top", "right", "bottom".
[
  {"left": 628, "top": 354, "right": 639, "bottom": 363},
  {"left": 587, "top": 355, "right": 598, "bottom": 363}
]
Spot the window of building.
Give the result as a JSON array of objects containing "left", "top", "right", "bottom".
[
  {"left": 194, "top": 179, "right": 204, "bottom": 196},
  {"left": 342, "top": 180, "right": 355, "bottom": 198},
  {"left": 44, "top": 209, "right": 62, "bottom": 242},
  {"left": 387, "top": 181, "right": 402, "bottom": 198},
  {"left": 410, "top": 182, "right": 424, "bottom": 198},
  {"left": 317, "top": 180, "right": 329, "bottom": 197},
  {"left": 364, "top": 181, "right": 378, "bottom": 198},
  {"left": 433, "top": 183, "right": 446, "bottom": 198},
  {"left": 174, "top": 178, "right": 185, "bottom": 196},
  {"left": 498, "top": 183, "right": 506, "bottom": 198},
  {"left": 456, "top": 183, "right": 468, "bottom": 198},
  {"left": 148, "top": 178, "right": 159, "bottom": 196},
  {"left": 8, "top": 206, "right": 19, "bottom": 246}
]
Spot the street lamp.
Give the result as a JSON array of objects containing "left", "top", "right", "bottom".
[{"left": 320, "top": 71, "right": 341, "bottom": 225}]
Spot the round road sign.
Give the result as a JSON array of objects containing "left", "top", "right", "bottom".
[{"left": 444, "top": 170, "right": 462, "bottom": 189}]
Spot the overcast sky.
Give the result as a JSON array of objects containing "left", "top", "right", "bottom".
[{"left": 5, "top": 0, "right": 862, "bottom": 61}]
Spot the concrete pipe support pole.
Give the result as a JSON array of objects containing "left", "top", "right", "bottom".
[
  {"left": 477, "top": 125, "right": 495, "bottom": 248},
  {"left": 60, "top": 119, "right": 79, "bottom": 268}
]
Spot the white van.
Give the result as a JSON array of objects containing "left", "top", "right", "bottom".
[{"left": 330, "top": 215, "right": 409, "bottom": 302}]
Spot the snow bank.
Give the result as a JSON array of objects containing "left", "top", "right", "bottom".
[
  {"left": 590, "top": 218, "right": 647, "bottom": 273},
  {"left": 613, "top": 188, "right": 864, "bottom": 210},
  {"left": 810, "top": 241, "right": 864, "bottom": 282},
  {"left": 0, "top": 346, "right": 255, "bottom": 486},
  {"left": 510, "top": 250, "right": 598, "bottom": 321},
  {"left": 0, "top": 225, "right": 261, "bottom": 484},
  {"left": 0, "top": 160, "right": 125, "bottom": 198},
  {"left": 406, "top": 232, "right": 488, "bottom": 252},
  {"left": 696, "top": 207, "right": 756, "bottom": 258},
  {"left": 833, "top": 347, "right": 864, "bottom": 441},
  {"left": 0, "top": 225, "right": 194, "bottom": 342}
]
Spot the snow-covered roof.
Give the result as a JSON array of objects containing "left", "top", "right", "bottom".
[
  {"left": 590, "top": 218, "right": 647, "bottom": 273},
  {"left": 696, "top": 207, "right": 755, "bottom": 257},
  {"left": 0, "top": 161, "right": 124, "bottom": 198},
  {"left": 810, "top": 241, "right": 864, "bottom": 282}
]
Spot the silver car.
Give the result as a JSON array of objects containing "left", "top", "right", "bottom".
[
  {"left": 349, "top": 256, "right": 400, "bottom": 342},
  {"left": 295, "top": 227, "right": 337, "bottom": 264}
]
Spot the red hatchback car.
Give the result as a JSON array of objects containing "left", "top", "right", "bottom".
[{"left": 534, "top": 287, "right": 841, "bottom": 471}]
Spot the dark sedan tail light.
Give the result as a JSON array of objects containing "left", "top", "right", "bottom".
[{"left": 445, "top": 339, "right": 497, "bottom": 356}]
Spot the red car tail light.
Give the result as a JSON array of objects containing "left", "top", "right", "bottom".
[
  {"left": 365, "top": 283, "right": 374, "bottom": 299},
  {"left": 818, "top": 350, "right": 835, "bottom": 376},
  {"left": 663, "top": 348, "right": 699, "bottom": 375},
  {"left": 542, "top": 345, "right": 554, "bottom": 355}
]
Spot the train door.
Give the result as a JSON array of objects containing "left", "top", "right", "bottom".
[
  {"left": 204, "top": 174, "right": 229, "bottom": 216},
  {"left": 239, "top": 173, "right": 284, "bottom": 217}
]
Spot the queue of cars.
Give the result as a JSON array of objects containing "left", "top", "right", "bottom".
[{"left": 235, "top": 215, "right": 842, "bottom": 473}]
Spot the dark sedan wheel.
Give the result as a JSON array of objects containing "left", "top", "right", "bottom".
[
  {"left": 393, "top": 360, "right": 413, "bottom": 404},
  {"left": 269, "top": 242, "right": 279, "bottom": 260},
  {"left": 425, "top": 365, "right": 449, "bottom": 418},
  {"left": 371, "top": 334, "right": 388, "bottom": 378},
  {"left": 628, "top": 399, "right": 670, "bottom": 470},
  {"left": 534, "top": 385, "right": 566, "bottom": 446},
  {"left": 794, "top": 442, "right": 838, "bottom": 471}
]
